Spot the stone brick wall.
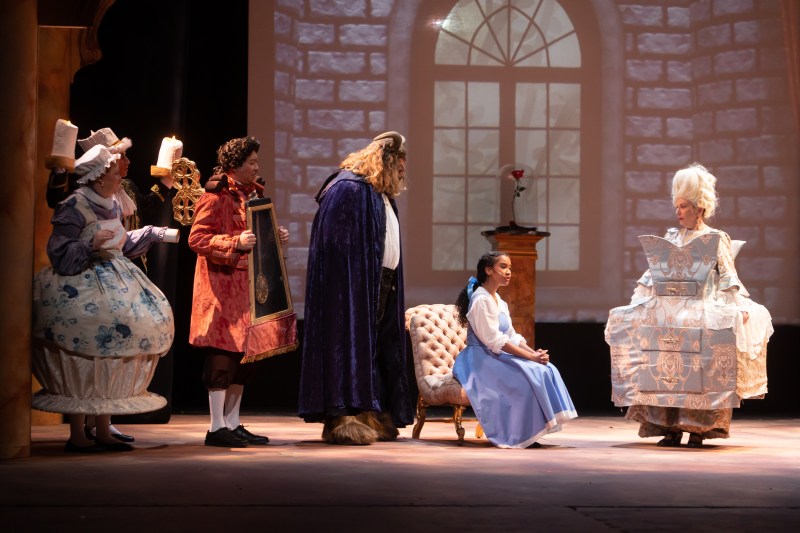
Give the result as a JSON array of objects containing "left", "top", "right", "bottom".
[
  {"left": 619, "top": 0, "right": 797, "bottom": 322},
  {"left": 263, "top": 0, "right": 797, "bottom": 323},
  {"left": 273, "top": 1, "right": 303, "bottom": 309},
  {"left": 272, "top": 0, "right": 396, "bottom": 316}
]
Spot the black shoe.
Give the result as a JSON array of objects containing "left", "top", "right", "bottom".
[
  {"left": 110, "top": 431, "right": 135, "bottom": 443},
  {"left": 686, "top": 433, "right": 704, "bottom": 448},
  {"left": 86, "top": 425, "right": 135, "bottom": 443},
  {"left": 109, "top": 425, "right": 135, "bottom": 442},
  {"left": 205, "top": 428, "right": 248, "bottom": 448},
  {"left": 656, "top": 432, "right": 683, "bottom": 447},
  {"left": 64, "top": 440, "right": 106, "bottom": 453},
  {"left": 231, "top": 425, "right": 270, "bottom": 445}
]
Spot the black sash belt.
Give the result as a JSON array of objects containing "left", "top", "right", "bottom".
[{"left": 377, "top": 267, "right": 397, "bottom": 322}]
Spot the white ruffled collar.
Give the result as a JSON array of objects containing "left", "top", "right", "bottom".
[{"left": 78, "top": 185, "right": 116, "bottom": 211}]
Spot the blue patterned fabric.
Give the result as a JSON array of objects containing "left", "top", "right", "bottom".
[
  {"left": 34, "top": 256, "right": 174, "bottom": 358},
  {"left": 33, "top": 191, "right": 174, "bottom": 358}
]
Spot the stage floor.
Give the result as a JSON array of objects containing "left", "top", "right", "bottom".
[{"left": 4, "top": 414, "right": 799, "bottom": 532}]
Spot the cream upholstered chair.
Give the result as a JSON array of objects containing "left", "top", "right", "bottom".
[{"left": 405, "top": 304, "right": 472, "bottom": 442}]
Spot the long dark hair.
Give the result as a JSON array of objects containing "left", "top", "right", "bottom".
[{"left": 454, "top": 251, "right": 507, "bottom": 328}]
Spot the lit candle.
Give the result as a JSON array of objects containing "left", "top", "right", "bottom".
[
  {"left": 151, "top": 135, "right": 183, "bottom": 178},
  {"left": 45, "top": 119, "right": 79, "bottom": 171}
]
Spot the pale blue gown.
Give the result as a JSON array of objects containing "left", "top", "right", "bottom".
[{"left": 453, "top": 287, "right": 577, "bottom": 448}]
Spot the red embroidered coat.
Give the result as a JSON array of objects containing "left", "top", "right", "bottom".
[
  {"left": 188, "top": 179, "right": 297, "bottom": 360},
  {"left": 188, "top": 181, "right": 251, "bottom": 352}
]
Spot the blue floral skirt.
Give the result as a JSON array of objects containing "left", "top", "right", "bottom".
[{"left": 31, "top": 257, "right": 174, "bottom": 414}]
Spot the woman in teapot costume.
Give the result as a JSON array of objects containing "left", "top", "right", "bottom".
[{"left": 32, "top": 144, "right": 176, "bottom": 452}]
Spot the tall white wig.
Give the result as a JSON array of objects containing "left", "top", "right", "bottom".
[{"left": 671, "top": 163, "right": 718, "bottom": 219}]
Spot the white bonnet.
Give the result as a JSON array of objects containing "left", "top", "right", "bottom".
[{"left": 74, "top": 145, "right": 121, "bottom": 184}]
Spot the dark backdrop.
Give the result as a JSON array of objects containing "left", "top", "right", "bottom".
[{"left": 68, "top": 0, "right": 798, "bottom": 420}]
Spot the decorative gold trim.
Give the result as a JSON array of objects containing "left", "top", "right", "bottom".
[
  {"left": 149, "top": 183, "right": 165, "bottom": 202},
  {"left": 246, "top": 199, "right": 295, "bottom": 325},
  {"left": 171, "top": 157, "right": 203, "bottom": 226},
  {"left": 240, "top": 341, "right": 299, "bottom": 364}
]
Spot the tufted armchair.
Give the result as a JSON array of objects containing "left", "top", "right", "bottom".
[{"left": 405, "top": 304, "right": 472, "bottom": 442}]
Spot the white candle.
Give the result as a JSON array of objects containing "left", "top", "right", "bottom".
[
  {"left": 152, "top": 136, "right": 183, "bottom": 177},
  {"left": 45, "top": 119, "right": 79, "bottom": 170}
]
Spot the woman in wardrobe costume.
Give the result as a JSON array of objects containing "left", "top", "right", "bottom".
[{"left": 618, "top": 164, "right": 773, "bottom": 448}]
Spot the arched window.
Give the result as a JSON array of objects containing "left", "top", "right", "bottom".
[{"left": 409, "top": 0, "right": 600, "bottom": 290}]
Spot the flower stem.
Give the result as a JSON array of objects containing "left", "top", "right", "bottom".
[{"left": 511, "top": 194, "right": 517, "bottom": 225}]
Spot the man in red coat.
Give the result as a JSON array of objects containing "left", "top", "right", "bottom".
[{"left": 189, "top": 136, "right": 295, "bottom": 447}]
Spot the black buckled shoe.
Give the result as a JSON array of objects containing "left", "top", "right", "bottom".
[
  {"left": 231, "top": 425, "right": 270, "bottom": 445},
  {"left": 205, "top": 428, "right": 248, "bottom": 448}
]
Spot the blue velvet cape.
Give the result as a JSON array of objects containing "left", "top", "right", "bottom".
[{"left": 298, "top": 170, "right": 414, "bottom": 427}]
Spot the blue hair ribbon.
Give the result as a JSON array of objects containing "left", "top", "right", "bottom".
[{"left": 467, "top": 276, "right": 478, "bottom": 299}]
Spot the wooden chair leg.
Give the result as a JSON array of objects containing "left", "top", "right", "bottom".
[
  {"left": 412, "top": 394, "right": 426, "bottom": 439},
  {"left": 452, "top": 404, "right": 465, "bottom": 443}
]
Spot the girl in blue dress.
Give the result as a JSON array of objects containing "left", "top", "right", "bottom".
[{"left": 453, "top": 251, "right": 577, "bottom": 448}]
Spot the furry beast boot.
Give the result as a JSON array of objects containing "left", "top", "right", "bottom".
[
  {"left": 358, "top": 411, "right": 399, "bottom": 441},
  {"left": 323, "top": 415, "right": 379, "bottom": 445}
]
